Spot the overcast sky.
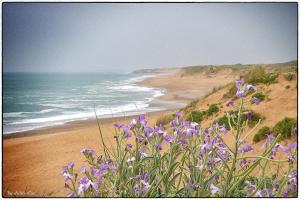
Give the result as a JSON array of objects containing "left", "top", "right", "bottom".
[{"left": 3, "top": 3, "right": 297, "bottom": 73}]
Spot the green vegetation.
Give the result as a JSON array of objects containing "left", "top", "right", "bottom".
[
  {"left": 285, "top": 85, "right": 290, "bottom": 89},
  {"left": 218, "top": 110, "right": 262, "bottom": 130},
  {"left": 217, "top": 115, "right": 230, "bottom": 130},
  {"left": 284, "top": 73, "right": 294, "bottom": 81},
  {"left": 273, "top": 117, "right": 296, "bottom": 139},
  {"left": 185, "top": 104, "right": 219, "bottom": 123},
  {"left": 181, "top": 60, "right": 297, "bottom": 76},
  {"left": 252, "top": 117, "right": 296, "bottom": 142},
  {"left": 253, "top": 126, "right": 271, "bottom": 143},
  {"left": 244, "top": 66, "right": 278, "bottom": 85},
  {"left": 207, "top": 104, "right": 219, "bottom": 116},
  {"left": 186, "top": 111, "right": 205, "bottom": 123},
  {"left": 252, "top": 92, "right": 265, "bottom": 102}
]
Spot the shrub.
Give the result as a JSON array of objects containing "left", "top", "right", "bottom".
[
  {"left": 261, "top": 73, "right": 278, "bottom": 84},
  {"left": 273, "top": 117, "right": 296, "bottom": 139},
  {"left": 241, "top": 111, "right": 262, "bottom": 128},
  {"left": 253, "top": 126, "right": 271, "bottom": 143},
  {"left": 244, "top": 66, "right": 278, "bottom": 85},
  {"left": 286, "top": 85, "right": 290, "bottom": 89},
  {"left": 284, "top": 73, "right": 294, "bottom": 81},
  {"left": 186, "top": 111, "right": 205, "bottom": 123},
  {"left": 207, "top": 104, "right": 219, "bottom": 116},
  {"left": 244, "top": 66, "right": 266, "bottom": 84},
  {"left": 251, "top": 92, "right": 265, "bottom": 102},
  {"left": 217, "top": 115, "right": 230, "bottom": 130}
]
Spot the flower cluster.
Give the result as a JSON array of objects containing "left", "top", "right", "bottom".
[{"left": 62, "top": 78, "right": 297, "bottom": 197}]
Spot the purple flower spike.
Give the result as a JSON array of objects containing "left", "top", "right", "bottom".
[
  {"left": 236, "top": 90, "right": 246, "bottom": 98},
  {"left": 81, "top": 148, "right": 88, "bottom": 155},
  {"left": 252, "top": 97, "right": 260, "bottom": 105},
  {"left": 185, "top": 128, "right": 194, "bottom": 137},
  {"left": 219, "top": 124, "right": 227, "bottom": 135},
  {"left": 63, "top": 172, "right": 74, "bottom": 182},
  {"left": 225, "top": 99, "right": 234, "bottom": 107},
  {"left": 81, "top": 166, "right": 87, "bottom": 173},
  {"left": 210, "top": 183, "right": 219, "bottom": 195},
  {"left": 138, "top": 114, "right": 147, "bottom": 126},
  {"left": 238, "top": 144, "right": 253, "bottom": 153},
  {"left": 163, "top": 133, "right": 173, "bottom": 143},
  {"left": 89, "top": 149, "right": 95, "bottom": 155},
  {"left": 246, "top": 111, "right": 253, "bottom": 120},
  {"left": 130, "top": 118, "right": 137, "bottom": 129},
  {"left": 280, "top": 143, "right": 297, "bottom": 154},
  {"left": 200, "top": 143, "right": 211, "bottom": 156},
  {"left": 68, "top": 162, "right": 75, "bottom": 169},
  {"left": 246, "top": 84, "right": 257, "bottom": 92},
  {"left": 235, "top": 78, "right": 245, "bottom": 89},
  {"left": 100, "top": 163, "right": 110, "bottom": 171},
  {"left": 154, "top": 142, "right": 162, "bottom": 151}
]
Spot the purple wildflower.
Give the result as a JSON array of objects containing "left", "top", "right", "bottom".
[
  {"left": 252, "top": 97, "right": 260, "bottom": 105},
  {"left": 270, "top": 143, "right": 280, "bottom": 159},
  {"left": 129, "top": 118, "right": 137, "bottom": 129},
  {"left": 127, "top": 157, "right": 136, "bottom": 163},
  {"left": 114, "top": 124, "right": 132, "bottom": 138},
  {"left": 138, "top": 114, "right": 147, "bottom": 126},
  {"left": 236, "top": 77, "right": 245, "bottom": 89},
  {"left": 246, "top": 111, "right": 253, "bottom": 120},
  {"left": 225, "top": 99, "right": 234, "bottom": 107},
  {"left": 244, "top": 181, "right": 256, "bottom": 196},
  {"left": 138, "top": 149, "right": 149, "bottom": 157},
  {"left": 219, "top": 124, "right": 227, "bottom": 135},
  {"left": 245, "top": 84, "right": 257, "bottom": 92},
  {"left": 134, "top": 179, "right": 151, "bottom": 195},
  {"left": 63, "top": 172, "right": 74, "bottom": 182},
  {"left": 261, "top": 133, "right": 275, "bottom": 149},
  {"left": 185, "top": 183, "right": 198, "bottom": 190},
  {"left": 238, "top": 144, "right": 253, "bottom": 153},
  {"left": 144, "top": 126, "right": 153, "bottom": 139},
  {"left": 154, "top": 142, "right": 162, "bottom": 151},
  {"left": 279, "top": 143, "right": 297, "bottom": 154},
  {"left": 210, "top": 183, "right": 219, "bottom": 195},
  {"left": 273, "top": 183, "right": 280, "bottom": 191},
  {"left": 163, "top": 133, "right": 172, "bottom": 143},
  {"left": 100, "top": 163, "right": 110, "bottom": 171},
  {"left": 200, "top": 143, "right": 211, "bottom": 156},
  {"left": 236, "top": 90, "right": 246, "bottom": 98},
  {"left": 196, "top": 165, "right": 203, "bottom": 171},
  {"left": 81, "top": 166, "right": 87, "bottom": 174},
  {"left": 185, "top": 128, "right": 194, "bottom": 137}
]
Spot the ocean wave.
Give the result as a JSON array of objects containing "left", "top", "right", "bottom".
[
  {"left": 109, "top": 85, "right": 154, "bottom": 92},
  {"left": 8, "top": 101, "right": 150, "bottom": 126}
]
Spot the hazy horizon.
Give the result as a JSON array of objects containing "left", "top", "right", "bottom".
[{"left": 3, "top": 3, "right": 298, "bottom": 73}]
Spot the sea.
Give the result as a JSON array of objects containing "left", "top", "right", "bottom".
[{"left": 3, "top": 72, "right": 185, "bottom": 134}]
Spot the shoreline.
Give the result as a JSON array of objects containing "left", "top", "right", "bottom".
[{"left": 3, "top": 108, "right": 178, "bottom": 140}]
